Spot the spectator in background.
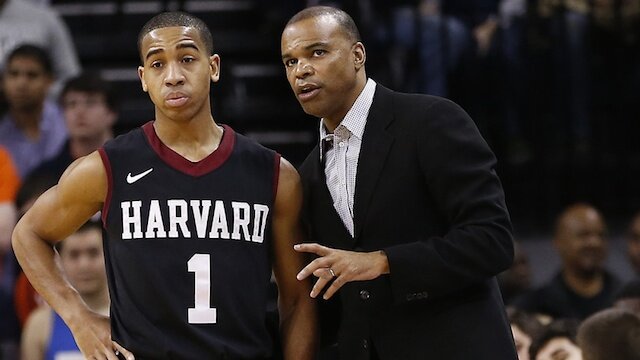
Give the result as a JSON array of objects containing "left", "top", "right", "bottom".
[
  {"left": 534, "top": 0, "right": 640, "bottom": 160},
  {"left": 1, "top": 162, "right": 53, "bottom": 360},
  {"left": 12, "top": 174, "right": 58, "bottom": 329},
  {"left": 577, "top": 308, "right": 640, "bottom": 360},
  {"left": 499, "top": 241, "right": 532, "bottom": 305},
  {"left": 508, "top": 308, "right": 544, "bottom": 360},
  {"left": 0, "top": 45, "right": 67, "bottom": 179},
  {"left": 614, "top": 279, "right": 640, "bottom": 315},
  {"left": 0, "top": 146, "right": 20, "bottom": 360},
  {"left": 388, "top": 0, "right": 500, "bottom": 96},
  {"left": 530, "top": 319, "right": 582, "bottom": 360},
  {"left": 534, "top": 0, "right": 640, "bottom": 156},
  {"left": 537, "top": 0, "right": 591, "bottom": 155},
  {"left": 627, "top": 211, "right": 640, "bottom": 274},
  {"left": 21, "top": 220, "right": 109, "bottom": 360},
  {"left": 498, "top": 0, "right": 531, "bottom": 165},
  {"left": 514, "top": 203, "right": 621, "bottom": 320},
  {"left": 31, "top": 72, "right": 117, "bottom": 180},
  {"left": 0, "top": 0, "right": 80, "bottom": 96},
  {"left": 0, "top": 146, "right": 19, "bottom": 259},
  {"left": 385, "top": 0, "right": 531, "bottom": 164}
]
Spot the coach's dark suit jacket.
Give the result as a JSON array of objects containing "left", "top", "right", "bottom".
[{"left": 299, "top": 84, "right": 517, "bottom": 360}]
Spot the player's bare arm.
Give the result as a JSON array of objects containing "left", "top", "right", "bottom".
[
  {"left": 271, "top": 158, "right": 318, "bottom": 360},
  {"left": 12, "top": 152, "right": 134, "bottom": 360}
]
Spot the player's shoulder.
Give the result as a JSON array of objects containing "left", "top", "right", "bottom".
[{"left": 278, "top": 157, "right": 299, "bottom": 182}]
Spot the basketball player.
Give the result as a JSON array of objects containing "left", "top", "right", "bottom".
[{"left": 12, "top": 12, "right": 317, "bottom": 359}]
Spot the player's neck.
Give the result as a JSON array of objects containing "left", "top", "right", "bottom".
[{"left": 153, "top": 115, "right": 224, "bottom": 162}]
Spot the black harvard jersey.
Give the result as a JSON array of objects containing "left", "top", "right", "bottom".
[{"left": 98, "top": 122, "right": 280, "bottom": 359}]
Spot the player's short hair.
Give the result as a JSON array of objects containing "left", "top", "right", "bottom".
[
  {"left": 577, "top": 309, "right": 640, "bottom": 360},
  {"left": 4, "top": 44, "right": 53, "bottom": 76},
  {"left": 286, "top": 6, "right": 361, "bottom": 43},
  {"left": 137, "top": 11, "right": 214, "bottom": 61}
]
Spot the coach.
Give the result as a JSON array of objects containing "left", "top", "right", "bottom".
[{"left": 282, "top": 6, "right": 517, "bottom": 360}]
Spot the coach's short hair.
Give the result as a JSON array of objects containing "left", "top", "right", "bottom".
[
  {"left": 286, "top": 6, "right": 361, "bottom": 43},
  {"left": 577, "top": 309, "right": 640, "bottom": 360},
  {"left": 137, "top": 11, "right": 214, "bottom": 60}
]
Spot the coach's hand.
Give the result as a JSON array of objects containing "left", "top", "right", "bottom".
[
  {"left": 69, "top": 310, "right": 135, "bottom": 360},
  {"left": 294, "top": 243, "right": 389, "bottom": 300}
]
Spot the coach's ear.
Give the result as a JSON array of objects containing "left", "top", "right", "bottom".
[
  {"left": 353, "top": 42, "right": 366, "bottom": 71},
  {"left": 138, "top": 66, "right": 148, "bottom": 92}
]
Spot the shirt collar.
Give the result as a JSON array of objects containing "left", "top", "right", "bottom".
[{"left": 319, "top": 78, "right": 376, "bottom": 160}]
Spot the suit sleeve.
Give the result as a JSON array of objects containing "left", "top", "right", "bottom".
[{"left": 383, "top": 97, "right": 514, "bottom": 304}]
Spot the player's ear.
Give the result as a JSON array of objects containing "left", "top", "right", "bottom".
[
  {"left": 138, "top": 66, "right": 148, "bottom": 92},
  {"left": 209, "top": 54, "right": 220, "bottom": 83}
]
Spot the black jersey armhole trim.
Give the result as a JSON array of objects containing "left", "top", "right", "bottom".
[
  {"left": 272, "top": 153, "right": 281, "bottom": 204},
  {"left": 141, "top": 121, "right": 235, "bottom": 177},
  {"left": 98, "top": 147, "right": 113, "bottom": 227}
]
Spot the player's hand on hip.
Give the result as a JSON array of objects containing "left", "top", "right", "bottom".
[
  {"left": 69, "top": 310, "right": 135, "bottom": 359},
  {"left": 294, "top": 243, "right": 389, "bottom": 300}
]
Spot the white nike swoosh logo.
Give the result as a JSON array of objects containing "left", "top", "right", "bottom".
[{"left": 126, "top": 168, "right": 153, "bottom": 184}]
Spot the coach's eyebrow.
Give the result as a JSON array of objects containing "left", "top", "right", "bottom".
[{"left": 305, "top": 41, "right": 329, "bottom": 50}]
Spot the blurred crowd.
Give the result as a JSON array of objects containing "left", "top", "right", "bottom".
[
  {"left": 1, "top": 0, "right": 640, "bottom": 359},
  {"left": 498, "top": 203, "right": 640, "bottom": 359},
  {"left": 301, "top": 0, "right": 640, "bottom": 229}
]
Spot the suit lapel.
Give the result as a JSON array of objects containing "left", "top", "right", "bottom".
[{"left": 353, "top": 85, "right": 395, "bottom": 240}]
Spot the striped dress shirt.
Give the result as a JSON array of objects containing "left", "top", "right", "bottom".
[{"left": 319, "top": 79, "right": 376, "bottom": 237}]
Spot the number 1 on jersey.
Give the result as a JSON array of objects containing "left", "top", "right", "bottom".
[{"left": 187, "top": 253, "right": 217, "bottom": 324}]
